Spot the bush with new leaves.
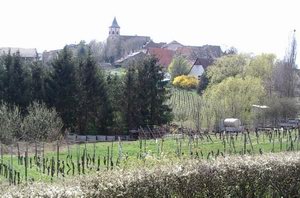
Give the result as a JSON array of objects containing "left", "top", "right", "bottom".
[
  {"left": 172, "top": 75, "right": 198, "bottom": 89},
  {"left": 0, "top": 102, "right": 64, "bottom": 143},
  {"left": 22, "top": 102, "right": 63, "bottom": 142},
  {"left": 2, "top": 152, "right": 300, "bottom": 197},
  {"left": 0, "top": 103, "right": 22, "bottom": 144},
  {"left": 168, "top": 55, "right": 191, "bottom": 80}
]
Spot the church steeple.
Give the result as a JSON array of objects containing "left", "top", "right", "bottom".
[{"left": 109, "top": 17, "right": 120, "bottom": 36}]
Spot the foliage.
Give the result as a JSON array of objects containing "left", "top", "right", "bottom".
[
  {"left": 263, "top": 97, "right": 299, "bottom": 125},
  {"left": 88, "top": 40, "right": 106, "bottom": 63},
  {"left": 122, "top": 67, "right": 139, "bottom": 130},
  {"left": 48, "top": 47, "right": 78, "bottom": 131},
  {"left": 0, "top": 57, "right": 6, "bottom": 100},
  {"left": 136, "top": 57, "right": 173, "bottom": 127},
  {"left": 76, "top": 48, "right": 113, "bottom": 134},
  {"left": 3, "top": 152, "right": 300, "bottom": 197},
  {"left": 1, "top": 126, "right": 300, "bottom": 185},
  {"left": 246, "top": 53, "right": 276, "bottom": 80},
  {"left": 207, "top": 53, "right": 280, "bottom": 98},
  {"left": 81, "top": 152, "right": 300, "bottom": 197},
  {"left": 2, "top": 51, "right": 31, "bottom": 112},
  {"left": 273, "top": 31, "right": 297, "bottom": 98},
  {"left": 246, "top": 53, "right": 276, "bottom": 97},
  {"left": 31, "top": 59, "right": 46, "bottom": 102},
  {"left": 0, "top": 102, "right": 63, "bottom": 143},
  {"left": 106, "top": 73, "right": 125, "bottom": 132},
  {"left": 0, "top": 103, "right": 22, "bottom": 144},
  {"left": 203, "top": 53, "right": 282, "bottom": 129},
  {"left": 197, "top": 71, "right": 209, "bottom": 95},
  {"left": 168, "top": 55, "right": 191, "bottom": 80},
  {"left": 22, "top": 102, "right": 63, "bottom": 142},
  {"left": 223, "top": 46, "right": 238, "bottom": 55},
  {"left": 122, "top": 57, "right": 173, "bottom": 130},
  {"left": 207, "top": 54, "right": 250, "bottom": 84},
  {"left": 172, "top": 75, "right": 198, "bottom": 89},
  {"left": 0, "top": 47, "right": 173, "bottom": 134},
  {"left": 203, "top": 76, "right": 265, "bottom": 127}
]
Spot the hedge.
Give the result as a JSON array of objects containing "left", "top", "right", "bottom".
[{"left": 2, "top": 152, "right": 300, "bottom": 197}]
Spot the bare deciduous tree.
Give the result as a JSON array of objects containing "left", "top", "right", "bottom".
[
  {"left": 89, "top": 40, "right": 106, "bottom": 64},
  {"left": 274, "top": 30, "right": 297, "bottom": 97}
]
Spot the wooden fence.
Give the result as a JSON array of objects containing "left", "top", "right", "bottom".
[{"left": 66, "top": 134, "right": 132, "bottom": 143}]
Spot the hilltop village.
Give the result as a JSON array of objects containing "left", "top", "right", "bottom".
[
  {"left": 1, "top": 17, "right": 223, "bottom": 78},
  {"left": 1, "top": 16, "right": 300, "bottom": 198}
]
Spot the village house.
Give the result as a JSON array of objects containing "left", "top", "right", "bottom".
[
  {"left": 0, "top": 17, "right": 222, "bottom": 73},
  {"left": 0, "top": 47, "right": 38, "bottom": 61},
  {"left": 162, "top": 40, "right": 184, "bottom": 51},
  {"left": 110, "top": 17, "right": 222, "bottom": 75},
  {"left": 188, "top": 58, "right": 214, "bottom": 79},
  {"left": 147, "top": 48, "right": 174, "bottom": 68}
]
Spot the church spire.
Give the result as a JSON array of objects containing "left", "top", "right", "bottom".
[
  {"left": 109, "top": 17, "right": 120, "bottom": 36},
  {"left": 110, "top": 17, "right": 120, "bottom": 28}
]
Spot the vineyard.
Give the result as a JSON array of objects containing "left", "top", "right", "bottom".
[
  {"left": 1, "top": 89, "right": 300, "bottom": 197},
  {"left": 1, "top": 127, "right": 300, "bottom": 185},
  {"left": 169, "top": 89, "right": 202, "bottom": 130},
  {"left": 2, "top": 151, "right": 300, "bottom": 197}
]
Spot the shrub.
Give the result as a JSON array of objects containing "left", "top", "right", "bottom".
[
  {"left": 0, "top": 103, "right": 22, "bottom": 144},
  {"left": 3, "top": 152, "right": 300, "bottom": 197},
  {"left": 22, "top": 102, "right": 63, "bottom": 142},
  {"left": 173, "top": 75, "right": 198, "bottom": 89},
  {"left": 264, "top": 97, "right": 299, "bottom": 125},
  {"left": 168, "top": 55, "right": 191, "bottom": 80},
  {"left": 80, "top": 152, "right": 300, "bottom": 197}
]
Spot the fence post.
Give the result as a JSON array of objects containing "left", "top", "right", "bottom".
[
  {"left": 25, "top": 143, "right": 28, "bottom": 182},
  {"left": 35, "top": 141, "right": 38, "bottom": 165},
  {"left": 17, "top": 143, "right": 20, "bottom": 165},
  {"left": 42, "top": 142, "right": 45, "bottom": 173},
  {"left": 0, "top": 142, "right": 3, "bottom": 164},
  {"left": 56, "top": 141, "right": 60, "bottom": 177},
  {"left": 10, "top": 144, "right": 13, "bottom": 185},
  {"left": 118, "top": 136, "right": 122, "bottom": 161}
]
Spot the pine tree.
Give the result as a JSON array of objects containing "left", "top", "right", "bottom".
[
  {"left": 77, "top": 48, "right": 113, "bottom": 134},
  {"left": 0, "top": 55, "right": 8, "bottom": 100},
  {"left": 106, "top": 73, "right": 124, "bottom": 131},
  {"left": 4, "top": 51, "right": 31, "bottom": 111},
  {"left": 31, "top": 58, "right": 46, "bottom": 102},
  {"left": 137, "top": 57, "right": 172, "bottom": 127},
  {"left": 123, "top": 56, "right": 173, "bottom": 130},
  {"left": 122, "top": 67, "right": 139, "bottom": 130},
  {"left": 50, "top": 47, "right": 78, "bottom": 130}
]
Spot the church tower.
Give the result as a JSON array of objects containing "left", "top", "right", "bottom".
[{"left": 109, "top": 17, "right": 120, "bottom": 36}]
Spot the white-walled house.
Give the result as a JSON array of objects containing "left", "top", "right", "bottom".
[{"left": 188, "top": 58, "right": 214, "bottom": 79}]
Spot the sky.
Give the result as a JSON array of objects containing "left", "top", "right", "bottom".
[{"left": 0, "top": 0, "right": 299, "bottom": 65}]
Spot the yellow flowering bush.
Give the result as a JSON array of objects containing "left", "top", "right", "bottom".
[{"left": 172, "top": 75, "right": 198, "bottom": 89}]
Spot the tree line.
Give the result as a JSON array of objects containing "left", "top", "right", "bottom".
[
  {"left": 167, "top": 31, "right": 298, "bottom": 130},
  {"left": 197, "top": 32, "right": 298, "bottom": 129},
  {"left": 0, "top": 46, "right": 172, "bottom": 138}
]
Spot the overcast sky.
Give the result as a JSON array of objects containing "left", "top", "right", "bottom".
[{"left": 0, "top": 0, "right": 299, "bottom": 64}]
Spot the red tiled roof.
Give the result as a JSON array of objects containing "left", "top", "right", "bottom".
[{"left": 147, "top": 47, "right": 175, "bottom": 67}]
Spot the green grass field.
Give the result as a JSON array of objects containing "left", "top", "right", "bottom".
[{"left": 1, "top": 129, "right": 299, "bottom": 184}]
